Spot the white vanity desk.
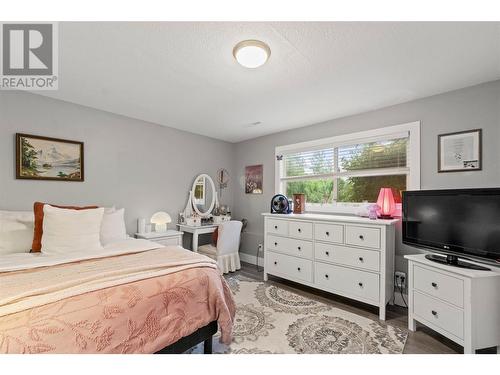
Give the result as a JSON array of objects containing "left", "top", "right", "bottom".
[
  {"left": 177, "top": 223, "right": 219, "bottom": 252},
  {"left": 263, "top": 212, "right": 398, "bottom": 320}
]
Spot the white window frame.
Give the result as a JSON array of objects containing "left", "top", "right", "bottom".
[{"left": 275, "top": 121, "right": 421, "bottom": 214}]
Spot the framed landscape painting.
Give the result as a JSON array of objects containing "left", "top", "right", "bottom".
[{"left": 16, "top": 133, "right": 84, "bottom": 181}]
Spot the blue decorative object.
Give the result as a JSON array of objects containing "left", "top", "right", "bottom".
[{"left": 270, "top": 194, "right": 292, "bottom": 214}]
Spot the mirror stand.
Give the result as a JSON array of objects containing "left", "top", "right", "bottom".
[{"left": 181, "top": 174, "right": 217, "bottom": 226}]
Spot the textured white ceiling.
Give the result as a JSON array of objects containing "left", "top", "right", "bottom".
[{"left": 37, "top": 22, "right": 500, "bottom": 142}]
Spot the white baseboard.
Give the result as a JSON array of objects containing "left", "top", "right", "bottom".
[{"left": 240, "top": 252, "right": 264, "bottom": 267}]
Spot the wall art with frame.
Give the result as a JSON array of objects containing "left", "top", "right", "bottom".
[
  {"left": 245, "top": 164, "right": 263, "bottom": 194},
  {"left": 438, "top": 129, "right": 482, "bottom": 173},
  {"left": 16, "top": 133, "right": 84, "bottom": 181}
]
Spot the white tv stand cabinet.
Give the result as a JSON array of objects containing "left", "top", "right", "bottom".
[
  {"left": 262, "top": 213, "right": 397, "bottom": 320},
  {"left": 405, "top": 254, "right": 500, "bottom": 354}
]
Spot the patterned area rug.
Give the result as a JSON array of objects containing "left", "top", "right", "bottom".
[{"left": 191, "top": 276, "right": 408, "bottom": 354}]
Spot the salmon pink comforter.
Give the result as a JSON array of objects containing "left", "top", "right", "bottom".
[{"left": 0, "top": 245, "right": 235, "bottom": 354}]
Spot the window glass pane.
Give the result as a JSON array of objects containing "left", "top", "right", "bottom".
[
  {"left": 286, "top": 179, "right": 334, "bottom": 204},
  {"left": 284, "top": 148, "right": 334, "bottom": 178},
  {"left": 337, "top": 175, "right": 406, "bottom": 203},
  {"left": 338, "top": 138, "right": 407, "bottom": 172}
]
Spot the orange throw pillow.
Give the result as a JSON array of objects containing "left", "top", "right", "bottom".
[{"left": 31, "top": 202, "right": 99, "bottom": 252}]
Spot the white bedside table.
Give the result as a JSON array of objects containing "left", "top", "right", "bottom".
[
  {"left": 406, "top": 254, "right": 500, "bottom": 354},
  {"left": 135, "top": 230, "right": 184, "bottom": 247}
]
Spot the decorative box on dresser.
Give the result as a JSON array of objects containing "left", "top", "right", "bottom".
[
  {"left": 262, "top": 213, "right": 398, "bottom": 320},
  {"left": 135, "top": 230, "right": 184, "bottom": 247},
  {"left": 405, "top": 254, "right": 500, "bottom": 354}
]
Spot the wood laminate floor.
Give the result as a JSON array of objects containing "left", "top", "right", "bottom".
[{"left": 236, "top": 262, "right": 497, "bottom": 354}]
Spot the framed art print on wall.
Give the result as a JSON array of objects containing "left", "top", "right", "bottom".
[
  {"left": 245, "top": 164, "right": 263, "bottom": 194},
  {"left": 438, "top": 129, "right": 482, "bottom": 173},
  {"left": 16, "top": 133, "right": 84, "bottom": 181}
]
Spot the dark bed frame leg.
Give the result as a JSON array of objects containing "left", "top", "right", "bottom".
[
  {"left": 155, "top": 321, "right": 217, "bottom": 354},
  {"left": 203, "top": 336, "right": 213, "bottom": 354}
]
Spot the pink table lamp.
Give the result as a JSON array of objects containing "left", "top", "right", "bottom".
[{"left": 377, "top": 188, "right": 396, "bottom": 219}]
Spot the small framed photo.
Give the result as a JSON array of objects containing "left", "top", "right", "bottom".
[
  {"left": 438, "top": 129, "right": 482, "bottom": 173},
  {"left": 16, "top": 133, "right": 84, "bottom": 181}
]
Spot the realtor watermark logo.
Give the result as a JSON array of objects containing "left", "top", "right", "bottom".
[{"left": 0, "top": 22, "right": 58, "bottom": 90}]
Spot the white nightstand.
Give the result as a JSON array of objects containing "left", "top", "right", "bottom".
[
  {"left": 406, "top": 254, "right": 500, "bottom": 354},
  {"left": 135, "top": 230, "right": 184, "bottom": 247}
]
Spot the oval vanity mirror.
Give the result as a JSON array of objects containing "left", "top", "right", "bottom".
[{"left": 191, "top": 174, "right": 216, "bottom": 218}]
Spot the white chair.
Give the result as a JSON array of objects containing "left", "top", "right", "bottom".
[{"left": 198, "top": 221, "right": 242, "bottom": 274}]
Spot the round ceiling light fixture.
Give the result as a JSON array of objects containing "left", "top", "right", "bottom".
[{"left": 233, "top": 40, "right": 271, "bottom": 68}]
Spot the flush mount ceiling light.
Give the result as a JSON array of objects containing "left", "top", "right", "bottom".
[{"left": 233, "top": 40, "right": 271, "bottom": 68}]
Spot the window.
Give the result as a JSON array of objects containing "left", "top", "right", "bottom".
[
  {"left": 284, "top": 148, "right": 335, "bottom": 204},
  {"left": 276, "top": 122, "right": 420, "bottom": 213}
]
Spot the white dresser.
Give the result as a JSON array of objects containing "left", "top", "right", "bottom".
[
  {"left": 406, "top": 254, "right": 500, "bottom": 354},
  {"left": 262, "top": 213, "right": 397, "bottom": 320}
]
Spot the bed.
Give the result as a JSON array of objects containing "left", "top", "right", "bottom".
[{"left": 0, "top": 239, "right": 235, "bottom": 354}]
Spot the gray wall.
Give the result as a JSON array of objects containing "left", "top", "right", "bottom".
[
  {"left": 232, "top": 80, "right": 500, "bottom": 273},
  {"left": 1, "top": 81, "right": 499, "bottom": 272},
  {"left": 0, "top": 91, "right": 235, "bottom": 237}
]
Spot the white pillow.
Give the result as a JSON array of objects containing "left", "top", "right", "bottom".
[
  {"left": 41, "top": 205, "right": 104, "bottom": 254},
  {"left": 0, "top": 211, "right": 34, "bottom": 255},
  {"left": 100, "top": 208, "right": 127, "bottom": 245}
]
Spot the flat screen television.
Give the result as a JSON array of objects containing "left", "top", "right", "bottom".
[{"left": 402, "top": 188, "right": 500, "bottom": 268}]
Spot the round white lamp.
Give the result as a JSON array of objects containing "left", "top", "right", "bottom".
[{"left": 151, "top": 211, "right": 171, "bottom": 233}]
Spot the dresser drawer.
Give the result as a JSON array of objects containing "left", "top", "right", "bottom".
[
  {"left": 314, "top": 223, "right": 344, "bottom": 243},
  {"left": 413, "top": 265, "right": 464, "bottom": 308},
  {"left": 413, "top": 291, "right": 464, "bottom": 339},
  {"left": 267, "top": 235, "right": 313, "bottom": 259},
  {"left": 345, "top": 225, "right": 380, "bottom": 249},
  {"left": 266, "top": 219, "right": 288, "bottom": 236},
  {"left": 289, "top": 221, "right": 313, "bottom": 240},
  {"left": 266, "top": 251, "right": 313, "bottom": 283},
  {"left": 315, "top": 262, "right": 380, "bottom": 302},
  {"left": 315, "top": 243, "right": 380, "bottom": 272}
]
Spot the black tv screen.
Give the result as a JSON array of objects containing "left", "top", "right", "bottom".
[{"left": 403, "top": 188, "right": 500, "bottom": 262}]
